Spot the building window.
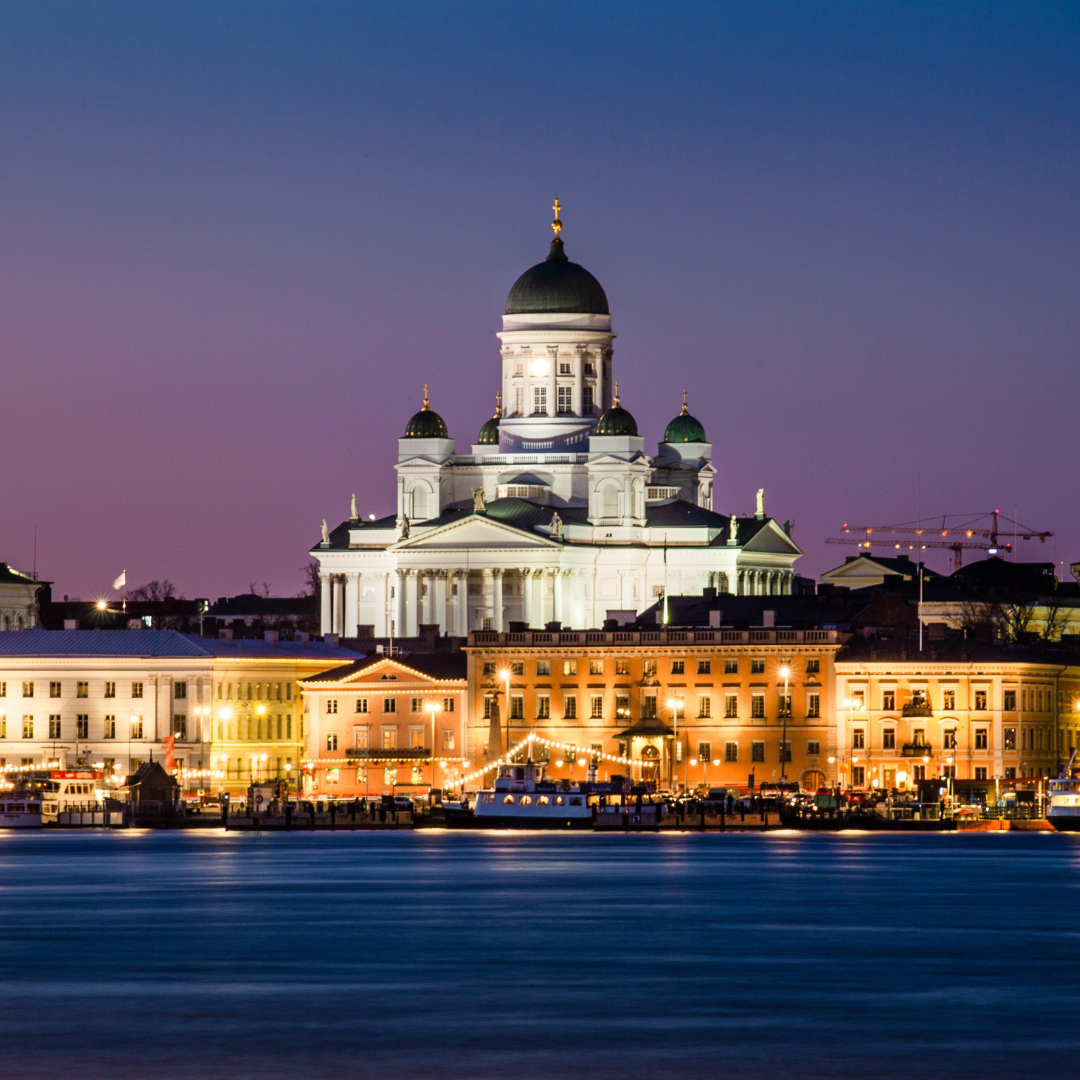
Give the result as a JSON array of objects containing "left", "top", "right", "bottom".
[
  {"left": 975, "top": 728, "right": 988, "bottom": 750},
  {"left": 642, "top": 659, "right": 657, "bottom": 677},
  {"left": 697, "top": 660, "right": 711, "bottom": 675},
  {"left": 23, "top": 682, "right": 35, "bottom": 698},
  {"left": 750, "top": 659, "right": 765, "bottom": 675},
  {"left": 411, "top": 697, "right": 423, "bottom": 713},
  {"left": 851, "top": 690, "right": 865, "bottom": 708},
  {"left": 942, "top": 765, "right": 956, "bottom": 779},
  {"left": 533, "top": 386, "right": 547, "bottom": 415},
  {"left": 725, "top": 693, "right": 738, "bottom": 718},
  {"left": 671, "top": 659, "right": 685, "bottom": 675},
  {"left": 615, "top": 659, "right": 630, "bottom": 676},
  {"left": 614, "top": 694, "right": 629, "bottom": 721},
  {"left": 382, "top": 729, "right": 397, "bottom": 750},
  {"left": 852, "top": 729, "right": 865, "bottom": 749},
  {"left": 1004, "top": 766, "right": 1016, "bottom": 780},
  {"left": 356, "top": 698, "right": 369, "bottom": 714},
  {"left": 77, "top": 715, "right": 89, "bottom": 739},
  {"left": 325, "top": 732, "right": 338, "bottom": 752},
  {"left": 943, "top": 729, "right": 956, "bottom": 749},
  {"left": 557, "top": 386, "right": 572, "bottom": 415},
  {"left": 327, "top": 699, "right": 338, "bottom": 715},
  {"left": 751, "top": 694, "right": 765, "bottom": 719},
  {"left": 778, "top": 693, "right": 792, "bottom": 718},
  {"left": 725, "top": 742, "right": 738, "bottom": 762},
  {"left": 131, "top": 718, "right": 144, "bottom": 739},
  {"left": 882, "top": 729, "right": 896, "bottom": 750},
  {"left": 48, "top": 716, "right": 61, "bottom": 739},
  {"left": 806, "top": 659, "right": 820, "bottom": 675},
  {"left": 806, "top": 693, "right": 820, "bottom": 719},
  {"left": 1004, "top": 689, "right": 1017, "bottom": 712},
  {"left": 563, "top": 695, "right": 577, "bottom": 720},
  {"left": 483, "top": 662, "right": 497, "bottom": 677},
  {"left": 536, "top": 660, "right": 551, "bottom": 676},
  {"left": 537, "top": 695, "right": 551, "bottom": 720},
  {"left": 724, "top": 659, "right": 738, "bottom": 675},
  {"left": 410, "top": 729, "right": 424, "bottom": 749},
  {"left": 174, "top": 682, "right": 186, "bottom": 700},
  {"left": 131, "top": 681, "right": 143, "bottom": 698},
  {"left": 482, "top": 696, "right": 493, "bottom": 720},
  {"left": 104, "top": 682, "right": 116, "bottom": 699},
  {"left": 442, "top": 697, "right": 455, "bottom": 713},
  {"left": 590, "top": 695, "right": 604, "bottom": 719},
  {"left": 853, "top": 766, "right": 866, "bottom": 786},
  {"left": 173, "top": 715, "right": 186, "bottom": 739},
  {"left": 1004, "top": 727, "right": 1016, "bottom": 750},
  {"left": 779, "top": 741, "right": 792, "bottom": 763},
  {"left": 807, "top": 740, "right": 820, "bottom": 756},
  {"left": 697, "top": 741, "right": 712, "bottom": 762},
  {"left": 751, "top": 741, "right": 765, "bottom": 763},
  {"left": 942, "top": 689, "right": 956, "bottom": 709},
  {"left": 558, "top": 361, "right": 571, "bottom": 376},
  {"left": 642, "top": 695, "right": 657, "bottom": 719},
  {"left": 698, "top": 695, "right": 711, "bottom": 718},
  {"left": 974, "top": 690, "right": 988, "bottom": 711},
  {"left": 49, "top": 682, "right": 61, "bottom": 698},
  {"left": 383, "top": 699, "right": 396, "bottom": 713},
  {"left": 510, "top": 695, "right": 524, "bottom": 720},
  {"left": 0, "top": 682, "right": 5, "bottom": 697},
  {"left": 442, "top": 729, "right": 455, "bottom": 750},
  {"left": 383, "top": 766, "right": 397, "bottom": 787},
  {"left": 22, "top": 717, "right": 33, "bottom": 739},
  {"left": 508, "top": 661, "right": 524, "bottom": 676},
  {"left": 563, "top": 659, "right": 578, "bottom": 676},
  {"left": 882, "top": 690, "right": 895, "bottom": 711},
  {"left": 583, "top": 386, "right": 594, "bottom": 414},
  {"left": 975, "top": 766, "right": 988, "bottom": 780},
  {"left": 589, "top": 659, "right": 604, "bottom": 675},
  {"left": 103, "top": 716, "right": 116, "bottom": 739}
]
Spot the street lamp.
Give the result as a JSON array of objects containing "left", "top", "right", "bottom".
[
  {"left": 666, "top": 696, "right": 684, "bottom": 792},
  {"left": 499, "top": 669, "right": 511, "bottom": 763},
  {"left": 779, "top": 664, "right": 792, "bottom": 784},
  {"left": 424, "top": 700, "right": 443, "bottom": 792}
]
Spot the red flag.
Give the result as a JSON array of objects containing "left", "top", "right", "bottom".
[{"left": 162, "top": 734, "right": 175, "bottom": 773}]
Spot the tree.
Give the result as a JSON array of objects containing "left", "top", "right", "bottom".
[
  {"left": 300, "top": 560, "right": 321, "bottom": 598},
  {"left": 129, "top": 579, "right": 181, "bottom": 602}
]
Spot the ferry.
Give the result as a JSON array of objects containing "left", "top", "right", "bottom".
[
  {"left": 1047, "top": 778, "right": 1080, "bottom": 832},
  {"left": 447, "top": 761, "right": 631, "bottom": 829},
  {"left": 0, "top": 770, "right": 105, "bottom": 828}
]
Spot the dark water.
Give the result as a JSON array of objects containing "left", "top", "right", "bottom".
[{"left": 1, "top": 830, "right": 1079, "bottom": 1079}]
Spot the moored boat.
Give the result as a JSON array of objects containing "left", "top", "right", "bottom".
[{"left": 1047, "top": 778, "right": 1080, "bottom": 832}]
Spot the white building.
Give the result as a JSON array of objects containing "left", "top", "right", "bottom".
[
  {"left": 313, "top": 207, "right": 802, "bottom": 637},
  {"left": 0, "top": 563, "right": 47, "bottom": 630}
]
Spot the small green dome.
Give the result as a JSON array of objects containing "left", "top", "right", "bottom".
[
  {"left": 594, "top": 385, "right": 638, "bottom": 437},
  {"left": 403, "top": 385, "right": 449, "bottom": 439},
  {"left": 476, "top": 392, "right": 502, "bottom": 445},
  {"left": 664, "top": 393, "right": 706, "bottom": 443}
]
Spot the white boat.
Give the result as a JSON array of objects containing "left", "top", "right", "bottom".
[
  {"left": 0, "top": 769, "right": 105, "bottom": 828},
  {"left": 1047, "top": 778, "right": 1080, "bottom": 832},
  {"left": 450, "top": 761, "right": 632, "bottom": 829},
  {"left": 0, "top": 791, "right": 57, "bottom": 828}
]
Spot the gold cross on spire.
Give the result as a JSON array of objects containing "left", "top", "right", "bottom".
[
  {"left": 682, "top": 387, "right": 689, "bottom": 414},
  {"left": 494, "top": 390, "right": 502, "bottom": 418},
  {"left": 614, "top": 379, "right": 620, "bottom": 406},
  {"left": 551, "top": 197, "right": 563, "bottom": 240},
  {"left": 423, "top": 383, "right": 430, "bottom": 409}
]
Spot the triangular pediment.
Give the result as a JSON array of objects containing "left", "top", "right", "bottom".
[
  {"left": 821, "top": 555, "right": 900, "bottom": 582},
  {"left": 394, "top": 513, "right": 559, "bottom": 551},
  {"left": 331, "top": 658, "right": 447, "bottom": 685},
  {"left": 741, "top": 519, "right": 803, "bottom": 556}
]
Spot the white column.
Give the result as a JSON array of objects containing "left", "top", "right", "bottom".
[
  {"left": 344, "top": 574, "right": 359, "bottom": 637},
  {"left": 331, "top": 578, "right": 343, "bottom": 635},
  {"left": 405, "top": 571, "right": 419, "bottom": 637},
  {"left": 522, "top": 570, "right": 534, "bottom": 628},
  {"left": 492, "top": 569, "right": 504, "bottom": 632},
  {"left": 320, "top": 573, "right": 332, "bottom": 634},
  {"left": 421, "top": 571, "right": 434, "bottom": 626},
  {"left": 457, "top": 572, "right": 468, "bottom": 636},
  {"left": 553, "top": 569, "right": 564, "bottom": 626},
  {"left": 572, "top": 346, "right": 584, "bottom": 416},
  {"left": 435, "top": 571, "right": 448, "bottom": 633},
  {"left": 375, "top": 572, "right": 389, "bottom": 637},
  {"left": 394, "top": 570, "right": 406, "bottom": 638}
]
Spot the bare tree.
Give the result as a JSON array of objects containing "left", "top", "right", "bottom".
[
  {"left": 248, "top": 581, "right": 272, "bottom": 598},
  {"left": 129, "top": 579, "right": 181, "bottom": 602},
  {"left": 299, "top": 560, "right": 321, "bottom": 598}
]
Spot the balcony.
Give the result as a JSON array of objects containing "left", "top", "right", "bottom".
[
  {"left": 345, "top": 748, "right": 429, "bottom": 761},
  {"left": 902, "top": 703, "right": 934, "bottom": 718},
  {"left": 900, "top": 743, "right": 933, "bottom": 757}
]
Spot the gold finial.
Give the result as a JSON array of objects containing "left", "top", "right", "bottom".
[
  {"left": 494, "top": 390, "right": 502, "bottom": 418},
  {"left": 681, "top": 388, "right": 689, "bottom": 415},
  {"left": 613, "top": 379, "right": 620, "bottom": 406},
  {"left": 552, "top": 197, "right": 563, "bottom": 240},
  {"left": 423, "top": 383, "right": 430, "bottom": 410}
]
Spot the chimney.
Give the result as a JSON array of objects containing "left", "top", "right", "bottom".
[
  {"left": 218, "top": 628, "right": 234, "bottom": 644},
  {"left": 324, "top": 633, "right": 340, "bottom": 646},
  {"left": 762, "top": 610, "right": 776, "bottom": 628},
  {"left": 702, "top": 587, "right": 717, "bottom": 602},
  {"left": 264, "top": 630, "right": 280, "bottom": 646},
  {"left": 708, "top": 610, "right": 722, "bottom": 629},
  {"left": 297, "top": 632, "right": 310, "bottom": 646},
  {"left": 64, "top": 619, "right": 78, "bottom": 631}
]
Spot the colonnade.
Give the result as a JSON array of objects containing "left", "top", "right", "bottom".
[{"left": 736, "top": 569, "right": 794, "bottom": 597}]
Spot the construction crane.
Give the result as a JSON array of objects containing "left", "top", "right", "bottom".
[{"left": 828, "top": 511, "right": 1053, "bottom": 571}]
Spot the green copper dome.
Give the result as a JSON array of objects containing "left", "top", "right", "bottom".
[
  {"left": 403, "top": 385, "right": 449, "bottom": 439},
  {"left": 594, "top": 386, "right": 638, "bottom": 437},
  {"left": 505, "top": 238, "right": 609, "bottom": 316},
  {"left": 477, "top": 394, "right": 501, "bottom": 445},
  {"left": 663, "top": 393, "right": 706, "bottom": 443}
]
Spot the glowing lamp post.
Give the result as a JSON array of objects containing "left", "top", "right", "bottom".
[
  {"left": 667, "top": 696, "right": 684, "bottom": 791},
  {"left": 779, "top": 665, "right": 792, "bottom": 784},
  {"left": 424, "top": 700, "right": 443, "bottom": 790}
]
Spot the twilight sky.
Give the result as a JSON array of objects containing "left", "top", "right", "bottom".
[{"left": 2, "top": 2, "right": 1079, "bottom": 600}]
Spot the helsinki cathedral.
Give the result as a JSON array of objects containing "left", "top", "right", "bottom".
[{"left": 313, "top": 203, "right": 802, "bottom": 637}]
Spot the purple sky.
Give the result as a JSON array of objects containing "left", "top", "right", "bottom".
[{"left": 2, "top": 2, "right": 1079, "bottom": 600}]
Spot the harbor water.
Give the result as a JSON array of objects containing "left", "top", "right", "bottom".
[{"left": 1, "top": 829, "right": 1079, "bottom": 1079}]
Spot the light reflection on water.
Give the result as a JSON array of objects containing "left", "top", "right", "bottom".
[{"left": 0, "top": 830, "right": 1078, "bottom": 1079}]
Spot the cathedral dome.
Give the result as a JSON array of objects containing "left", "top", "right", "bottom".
[
  {"left": 403, "top": 385, "right": 448, "bottom": 439},
  {"left": 476, "top": 394, "right": 501, "bottom": 445},
  {"left": 663, "top": 391, "right": 707, "bottom": 443},
  {"left": 505, "top": 240, "right": 609, "bottom": 316},
  {"left": 594, "top": 385, "right": 638, "bottom": 437}
]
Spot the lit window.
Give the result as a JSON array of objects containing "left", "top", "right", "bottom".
[
  {"left": 131, "top": 682, "right": 143, "bottom": 699},
  {"left": 698, "top": 696, "right": 711, "bottom": 718},
  {"left": 725, "top": 742, "right": 738, "bottom": 762},
  {"left": 537, "top": 695, "right": 550, "bottom": 719},
  {"left": 590, "top": 695, "right": 603, "bottom": 719},
  {"left": 326, "top": 733, "right": 338, "bottom": 751},
  {"left": 751, "top": 694, "right": 765, "bottom": 719},
  {"left": 563, "top": 659, "right": 578, "bottom": 676}
]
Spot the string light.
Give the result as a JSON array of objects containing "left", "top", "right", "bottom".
[{"left": 459, "top": 733, "right": 641, "bottom": 787}]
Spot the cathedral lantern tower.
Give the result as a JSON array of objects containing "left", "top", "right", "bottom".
[{"left": 496, "top": 200, "right": 615, "bottom": 452}]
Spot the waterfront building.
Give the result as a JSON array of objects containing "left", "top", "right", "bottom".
[
  {"left": 834, "top": 637, "right": 1077, "bottom": 788},
  {"left": 462, "top": 612, "right": 845, "bottom": 793},
  {"left": 0, "top": 629, "right": 358, "bottom": 795},
  {"left": 0, "top": 564, "right": 48, "bottom": 631},
  {"left": 311, "top": 206, "right": 801, "bottom": 638},
  {"left": 298, "top": 650, "right": 467, "bottom": 798}
]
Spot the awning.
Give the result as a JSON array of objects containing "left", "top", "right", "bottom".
[{"left": 613, "top": 719, "right": 675, "bottom": 740}]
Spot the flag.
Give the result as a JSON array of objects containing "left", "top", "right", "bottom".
[
  {"left": 162, "top": 734, "right": 175, "bottom": 773},
  {"left": 112, "top": 571, "right": 126, "bottom": 591}
]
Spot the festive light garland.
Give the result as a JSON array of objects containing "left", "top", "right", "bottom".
[{"left": 459, "top": 732, "right": 641, "bottom": 788}]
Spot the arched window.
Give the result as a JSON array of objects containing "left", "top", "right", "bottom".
[
  {"left": 411, "top": 485, "right": 429, "bottom": 520},
  {"left": 632, "top": 479, "right": 643, "bottom": 519},
  {"left": 601, "top": 484, "right": 619, "bottom": 518},
  {"left": 2, "top": 614, "right": 9, "bottom": 630}
]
